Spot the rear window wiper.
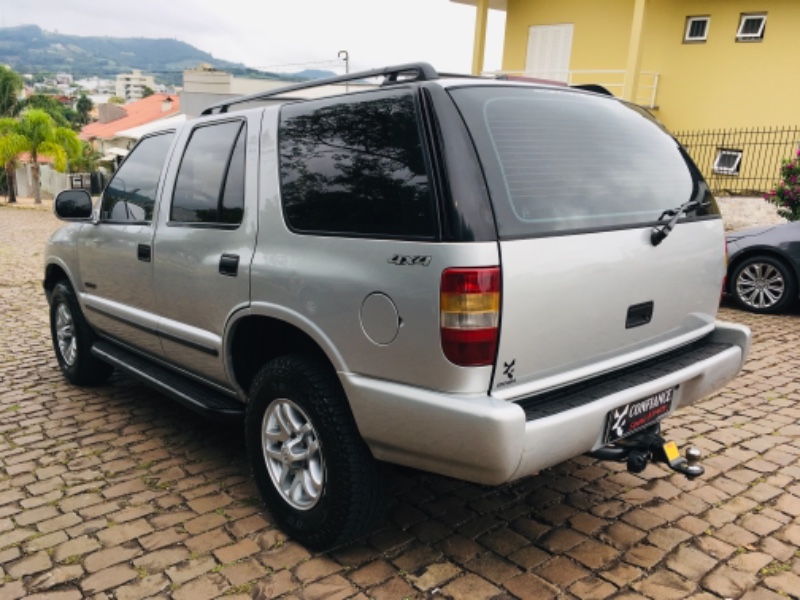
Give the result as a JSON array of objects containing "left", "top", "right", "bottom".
[{"left": 650, "top": 199, "right": 709, "bottom": 246}]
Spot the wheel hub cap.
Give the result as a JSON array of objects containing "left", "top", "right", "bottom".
[
  {"left": 55, "top": 303, "right": 77, "bottom": 366},
  {"left": 262, "top": 398, "right": 324, "bottom": 510},
  {"left": 737, "top": 262, "right": 784, "bottom": 309}
]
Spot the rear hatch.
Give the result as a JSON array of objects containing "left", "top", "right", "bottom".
[{"left": 448, "top": 85, "right": 724, "bottom": 397}]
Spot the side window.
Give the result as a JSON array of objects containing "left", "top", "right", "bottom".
[
  {"left": 100, "top": 132, "right": 175, "bottom": 223},
  {"left": 278, "top": 89, "right": 437, "bottom": 239},
  {"left": 171, "top": 120, "right": 246, "bottom": 225}
]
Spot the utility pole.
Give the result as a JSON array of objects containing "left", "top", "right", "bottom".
[{"left": 338, "top": 50, "right": 349, "bottom": 92}]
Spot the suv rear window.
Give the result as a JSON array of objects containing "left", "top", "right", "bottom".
[
  {"left": 449, "top": 86, "right": 713, "bottom": 238},
  {"left": 278, "top": 89, "right": 437, "bottom": 239}
]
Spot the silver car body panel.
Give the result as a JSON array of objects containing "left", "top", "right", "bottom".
[
  {"left": 250, "top": 107, "right": 499, "bottom": 394},
  {"left": 152, "top": 112, "right": 261, "bottom": 385},
  {"left": 75, "top": 222, "right": 165, "bottom": 357},
  {"left": 493, "top": 220, "right": 726, "bottom": 396},
  {"left": 344, "top": 321, "right": 749, "bottom": 485}
]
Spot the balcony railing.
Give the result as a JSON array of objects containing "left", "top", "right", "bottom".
[{"left": 483, "top": 70, "right": 660, "bottom": 109}]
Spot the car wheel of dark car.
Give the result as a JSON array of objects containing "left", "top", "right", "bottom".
[
  {"left": 731, "top": 255, "right": 797, "bottom": 314},
  {"left": 49, "top": 281, "right": 114, "bottom": 385},
  {"left": 245, "top": 354, "right": 387, "bottom": 549}
]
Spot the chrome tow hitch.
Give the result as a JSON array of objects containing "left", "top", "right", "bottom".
[{"left": 587, "top": 425, "right": 705, "bottom": 480}]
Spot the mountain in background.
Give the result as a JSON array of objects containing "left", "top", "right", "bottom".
[{"left": 0, "top": 25, "right": 336, "bottom": 86}]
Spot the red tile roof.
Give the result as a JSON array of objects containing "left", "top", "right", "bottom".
[
  {"left": 18, "top": 152, "right": 54, "bottom": 164},
  {"left": 80, "top": 94, "right": 181, "bottom": 141}
]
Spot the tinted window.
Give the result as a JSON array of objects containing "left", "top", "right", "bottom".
[
  {"left": 279, "top": 89, "right": 436, "bottom": 239},
  {"left": 171, "top": 121, "right": 245, "bottom": 224},
  {"left": 100, "top": 132, "right": 174, "bottom": 223},
  {"left": 450, "top": 87, "right": 716, "bottom": 238}
]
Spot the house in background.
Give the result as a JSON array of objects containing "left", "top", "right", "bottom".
[
  {"left": 457, "top": 0, "right": 800, "bottom": 193},
  {"left": 80, "top": 93, "right": 182, "bottom": 163},
  {"left": 116, "top": 69, "right": 156, "bottom": 102}
]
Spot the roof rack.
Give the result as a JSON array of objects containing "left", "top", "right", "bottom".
[{"left": 200, "top": 62, "right": 440, "bottom": 116}]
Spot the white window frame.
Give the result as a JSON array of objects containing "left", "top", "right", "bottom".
[
  {"left": 684, "top": 16, "right": 710, "bottom": 42},
  {"left": 736, "top": 14, "right": 767, "bottom": 41},
  {"left": 713, "top": 149, "right": 743, "bottom": 175}
]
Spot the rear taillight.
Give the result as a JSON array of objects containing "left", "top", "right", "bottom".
[{"left": 440, "top": 267, "right": 500, "bottom": 367}]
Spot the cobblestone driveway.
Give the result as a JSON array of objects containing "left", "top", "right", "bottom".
[{"left": 1, "top": 204, "right": 799, "bottom": 600}]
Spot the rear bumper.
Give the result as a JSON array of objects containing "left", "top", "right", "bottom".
[{"left": 342, "top": 321, "right": 750, "bottom": 485}]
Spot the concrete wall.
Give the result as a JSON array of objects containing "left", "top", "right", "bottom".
[{"left": 15, "top": 164, "right": 69, "bottom": 198}]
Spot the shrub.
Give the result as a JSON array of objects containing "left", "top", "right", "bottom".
[{"left": 764, "top": 149, "right": 800, "bottom": 221}]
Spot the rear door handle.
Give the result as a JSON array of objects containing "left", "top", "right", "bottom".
[
  {"left": 137, "top": 244, "right": 151, "bottom": 262},
  {"left": 219, "top": 254, "right": 240, "bottom": 277}
]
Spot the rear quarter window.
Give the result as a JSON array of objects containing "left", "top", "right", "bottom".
[
  {"left": 449, "top": 86, "right": 716, "bottom": 238},
  {"left": 278, "top": 88, "right": 437, "bottom": 239}
]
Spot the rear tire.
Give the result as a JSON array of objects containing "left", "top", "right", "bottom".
[
  {"left": 245, "top": 354, "right": 387, "bottom": 549},
  {"left": 731, "top": 255, "right": 797, "bottom": 314},
  {"left": 49, "top": 281, "right": 114, "bottom": 385}
]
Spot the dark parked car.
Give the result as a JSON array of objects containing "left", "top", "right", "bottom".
[{"left": 726, "top": 222, "right": 800, "bottom": 313}]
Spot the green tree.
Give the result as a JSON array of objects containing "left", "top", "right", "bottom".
[
  {"left": 4, "top": 109, "right": 81, "bottom": 204},
  {"left": 142, "top": 86, "right": 155, "bottom": 98},
  {"left": 0, "top": 117, "right": 27, "bottom": 203},
  {"left": 23, "top": 94, "right": 71, "bottom": 128},
  {"left": 0, "top": 66, "right": 24, "bottom": 118},
  {"left": 108, "top": 95, "right": 125, "bottom": 105},
  {"left": 76, "top": 94, "right": 93, "bottom": 126},
  {"left": 69, "top": 141, "right": 101, "bottom": 174}
]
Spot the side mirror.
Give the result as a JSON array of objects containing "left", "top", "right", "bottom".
[{"left": 54, "top": 189, "right": 94, "bottom": 221}]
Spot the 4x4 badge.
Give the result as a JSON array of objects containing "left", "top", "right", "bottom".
[{"left": 388, "top": 255, "right": 431, "bottom": 267}]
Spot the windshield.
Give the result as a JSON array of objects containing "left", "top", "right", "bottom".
[{"left": 449, "top": 86, "right": 716, "bottom": 238}]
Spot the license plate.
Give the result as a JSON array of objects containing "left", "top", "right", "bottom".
[{"left": 604, "top": 388, "right": 675, "bottom": 444}]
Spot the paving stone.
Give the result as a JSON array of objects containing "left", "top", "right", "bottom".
[
  {"left": 701, "top": 565, "right": 758, "bottom": 598},
  {"left": 624, "top": 544, "right": 666, "bottom": 569},
  {"left": 465, "top": 553, "right": 521, "bottom": 585},
  {"left": 504, "top": 572, "right": 560, "bottom": 599},
  {"left": 408, "top": 561, "right": 460, "bottom": 591},
  {"left": 634, "top": 571, "right": 696, "bottom": 599},
  {"left": 171, "top": 572, "right": 229, "bottom": 600},
  {"left": 80, "top": 564, "right": 138, "bottom": 595},
  {"left": 251, "top": 569, "right": 298, "bottom": 597},
  {"left": 28, "top": 565, "right": 84, "bottom": 592},
  {"left": 132, "top": 547, "right": 190, "bottom": 572},
  {"left": 115, "top": 573, "right": 170, "bottom": 600},
  {"left": 440, "top": 573, "right": 502, "bottom": 600},
  {"left": 6, "top": 550, "right": 53, "bottom": 579},
  {"left": 535, "top": 556, "right": 590, "bottom": 587},
  {"left": 84, "top": 545, "right": 143, "bottom": 573},
  {"left": 567, "top": 539, "right": 620, "bottom": 569},
  {"left": 665, "top": 545, "right": 718, "bottom": 581}
]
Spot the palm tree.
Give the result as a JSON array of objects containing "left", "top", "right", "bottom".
[
  {"left": 0, "top": 118, "right": 26, "bottom": 203},
  {"left": 13, "top": 109, "right": 81, "bottom": 204}
]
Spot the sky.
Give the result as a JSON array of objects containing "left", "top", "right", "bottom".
[{"left": 2, "top": 0, "right": 506, "bottom": 76}]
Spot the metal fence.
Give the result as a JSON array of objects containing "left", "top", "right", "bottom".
[{"left": 674, "top": 126, "right": 800, "bottom": 195}]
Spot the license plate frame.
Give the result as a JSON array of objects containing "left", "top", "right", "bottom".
[{"left": 603, "top": 387, "right": 675, "bottom": 444}]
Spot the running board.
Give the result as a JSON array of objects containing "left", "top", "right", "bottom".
[{"left": 92, "top": 341, "right": 245, "bottom": 421}]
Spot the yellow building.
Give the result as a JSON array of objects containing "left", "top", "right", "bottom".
[{"left": 457, "top": 0, "right": 800, "bottom": 193}]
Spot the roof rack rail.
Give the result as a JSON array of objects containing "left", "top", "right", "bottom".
[{"left": 201, "top": 62, "right": 439, "bottom": 115}]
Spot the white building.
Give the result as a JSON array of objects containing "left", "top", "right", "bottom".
[{"left": 115, "top": 69, "right": 156, "bottom": 102}]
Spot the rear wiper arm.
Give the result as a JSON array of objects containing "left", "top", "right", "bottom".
[{"left": 650, "top": 199, "right": 708, "bottom": 246}]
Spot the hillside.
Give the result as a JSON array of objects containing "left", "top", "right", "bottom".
[{"left": 0, "top": 25, "right": 334, "bottom": 86}]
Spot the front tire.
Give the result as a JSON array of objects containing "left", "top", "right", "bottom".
[
  {"left": 49, "top": 281, "right": 114, "bottom": 385},
  {"left": 731, "top": 255, "right": 797, "bottom": 314},
  {"left": 245, "top": 354, "right": 387, "bottom": 549}
]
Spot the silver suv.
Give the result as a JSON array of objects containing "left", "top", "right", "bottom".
[{"left": 45, "top": 63, "right": 751, "bottom": 549}]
